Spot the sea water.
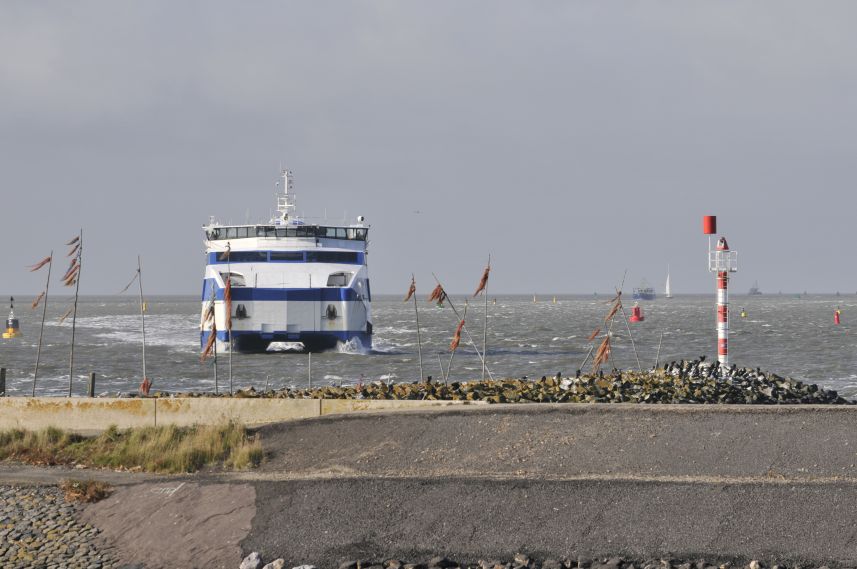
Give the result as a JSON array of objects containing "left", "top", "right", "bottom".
[{"left": 0, "top": 294, "right": 855, "bottom": 398}]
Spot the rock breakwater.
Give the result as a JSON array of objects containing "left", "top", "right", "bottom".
[
  {"left": 169, "top": 359, "right": 850, "bottom": 404},
  {"left": 240, "top": 554, "right": 838, "bottom": 569},
  {"left": 0, "top": 485, "right": 121, "bottom": 569}
]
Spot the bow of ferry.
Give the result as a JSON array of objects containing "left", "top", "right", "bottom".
[{"left": 200, "top": 169, "right": 372, "bottom": 353}]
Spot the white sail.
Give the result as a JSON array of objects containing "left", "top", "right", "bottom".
[{"left": 665, "top": 267, "right": 672, "bottom": 298}]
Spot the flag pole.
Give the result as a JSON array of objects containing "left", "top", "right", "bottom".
[
  {"left": 411, "top": 275, "right": 424, "bottom": 381},
  {"left": 137, "top": 255, "right": 147, "bottom": 383},
  {"left": 226, "top": 243, "right": 233, "bottom": 395},
  {"left": 32, "top": 251, "right": 53, "bottom": 396},
  {"left": 618, "top": 301, "right": 643, "bottom": 372},
  {"left": 436, "top": 352, "right": 445, "bottom": 381},
  {"left": 431, "top": 273, "right": 494, "bottom": 380},
  {"left": 414, "top": 292, "right": 424, "bottom": 380},
  {"left": 68, "top": 229, "right": 82, "bottom": 397},
  {"left": 210, "top": 285, "right": 218, "bottom": 395},
  {"left": 213, "top": 329, "right": 218, "bottom": 394},
  {"left": 482, "top": 255, "right": 490, "bottom": 381},
  {"left": 445, "top": 304, "right": 467, "bottom": 383}
]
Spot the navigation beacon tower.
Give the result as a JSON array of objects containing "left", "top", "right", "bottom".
[{"left": 703, "top": 216, "right": 738, "bottom": 366}]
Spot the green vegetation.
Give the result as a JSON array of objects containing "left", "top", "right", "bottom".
[{"left": 0, "top": 422, "right": 264, "bottom": 473}]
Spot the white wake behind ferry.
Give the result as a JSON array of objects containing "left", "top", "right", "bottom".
[{"left": 201, "top": 169, "right": 372, "bottom": 353}]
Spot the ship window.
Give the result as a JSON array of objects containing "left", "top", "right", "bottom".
[
  {"left": 270, "top": 251, "right": 304, "bottom": 262},
  {"left": 265, "top": 227, "right": 277, "bottom": 237},
  {"left": 220, "top": 272, "right": 247, "bottom": 287},
  {"left": 207, "top": 228, "right": 223, "bottom": 240},
  {"left": 219, "top": 251, "right": 268, "bottom": 263},
  {"left": 237, "top": 227, "right": 250, "bottom": 238},
  {"left": 306, "top": 251, "right": 359, "bottom": 263},
  {"left": 326, "top": 272, "right": 352, "bottom": 287},
  {"left": 354, "top": 228, "right": 367, "bottom": 240},
  {"left": 336, "top": 228, "right": 347, "bottom": 238}
]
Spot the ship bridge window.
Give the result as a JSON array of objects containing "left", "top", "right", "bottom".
[
  {"left": 220, "top": 272, "right": 246, "bottom": 287},
  {"left": 218, "top": 251, "right": 268, "bottom": 263},
  {"left": 206, "top": 226, "right": 368, "bottom": 241},
  {"left": 306, "top": 251, "right": 360, "bottom": 264},
  {"left": 274, "top": 227, "right": 317, "bottom": 238},
  {"left": 322, "top": 227, "right": 348, "bottom": 239},
  {"left": 270, "top": 251, "right": 304, "bottom": 262},
  {"left": 326, "top": 272, "right": 353, "bottom": 287},
  {"left": 346, "top": 228, "right": 368, "bottom": 240}
]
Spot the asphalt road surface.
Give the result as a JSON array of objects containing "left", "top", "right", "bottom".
[{"left": 7, "top": 404, "right": 857, "bottom": 567}]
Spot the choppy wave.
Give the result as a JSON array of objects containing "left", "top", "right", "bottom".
[{"left": 1, "top": 294, "right": 855, "bottom": 397}]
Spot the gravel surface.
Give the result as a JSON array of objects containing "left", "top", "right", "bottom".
[{"left": 0, "top": 485, "right": 123, "bottom": 569}]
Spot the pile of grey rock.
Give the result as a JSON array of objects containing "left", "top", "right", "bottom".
[
  {"left": 208, "top": 358, "right": 851, "bottom": 405},
  {"left": 240, "top": 551, "right": 291, "bottom": 569},
  {"left": 250, "top": 556, "right": 834, "bottom": 569},
  {"left": 0, "top": 485, "right": 121, "bottom": 569}
]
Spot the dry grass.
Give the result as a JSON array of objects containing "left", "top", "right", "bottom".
[
  {"left": 0, "top": 422, "right": 263, "bottom": 474},
  {"left": 60, "top": 479, "right": 113, "bottom": 503}
]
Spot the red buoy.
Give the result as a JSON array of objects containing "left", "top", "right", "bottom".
[
  {"left": 629, "top": 303, "right": 644, "bottom": 322},
  {"left": 703, "top": 215, "right": 717, "bottom": 235}
]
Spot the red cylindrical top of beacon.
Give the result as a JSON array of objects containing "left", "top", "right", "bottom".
[{"left": 703, "top": 216, "right": 717, "bottom": 235}]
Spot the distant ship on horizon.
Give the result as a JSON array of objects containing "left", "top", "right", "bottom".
[
  {"left": 748, "top": 280, "right": 763, "bottom": 295},
  {"left": 633, "top": 279, "right": 656, "bottom": 301}
]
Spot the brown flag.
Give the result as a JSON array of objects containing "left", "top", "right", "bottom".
[
  {"left": 404, "top": 276, "right": 416, "bottom": 302},
  {"left": 450, "top": 319, "right": 465, "bottom": 352},
  {"left": 28, "top": 256, "right": 52, "bottom": 272},
  {"left": 473, "top": 263, "right": 490, "bottom": 297}
]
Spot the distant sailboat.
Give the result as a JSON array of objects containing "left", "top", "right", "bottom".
[{"left": 665, "top": 266, "right": 672, "bottom": 299}]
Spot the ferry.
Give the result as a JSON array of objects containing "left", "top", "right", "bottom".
[
  {"left": 200, "top": 169, "right": 372, "bottom": 353},
  {"left": 632, "top": 280, "right": 656, "bottom": 301}
]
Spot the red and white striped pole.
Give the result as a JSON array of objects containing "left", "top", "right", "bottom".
[
  {"left": 703, "top": 215, "right": 737, "bottom": 367},
  {"left": 715, "top": 237, "right": 730, "bottom": 365}
]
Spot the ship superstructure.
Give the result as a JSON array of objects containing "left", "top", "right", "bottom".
[
  {"left": 632, "top": 279, "right": 656, "bottom": 301},
  {"left": 200, "top": 169, "right": 372, "bottom": 352}
]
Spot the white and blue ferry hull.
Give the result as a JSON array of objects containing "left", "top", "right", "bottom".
[{"left": 199, "top": 251, "right": 373, "bottom": 353}]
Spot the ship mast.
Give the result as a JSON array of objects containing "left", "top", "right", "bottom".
[{"left": 274, "top": 169, "right": 297, "bottom": 224}]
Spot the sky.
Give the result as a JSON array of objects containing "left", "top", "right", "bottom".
[{"left": 2, "top": 1, "right": 857, "bottom": 296}]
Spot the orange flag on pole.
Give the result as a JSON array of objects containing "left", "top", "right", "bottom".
[
  {"left": 28, "top": 256, "right": 52, "bottom": 272},
  {"left": 450, "top": 319, "right": 465, "bottom": 351},
  {"left": 404, "top": 276, "right": 416, "bottom": 302},
  {"left": 201, "top": 323, "right": 217, "bottom": 362},
  {"left": 473, "top": 263, "right": 490, "bottom": 297},
  {"left": 224, "top": 277, "right": 232, "bottom": 332}
]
